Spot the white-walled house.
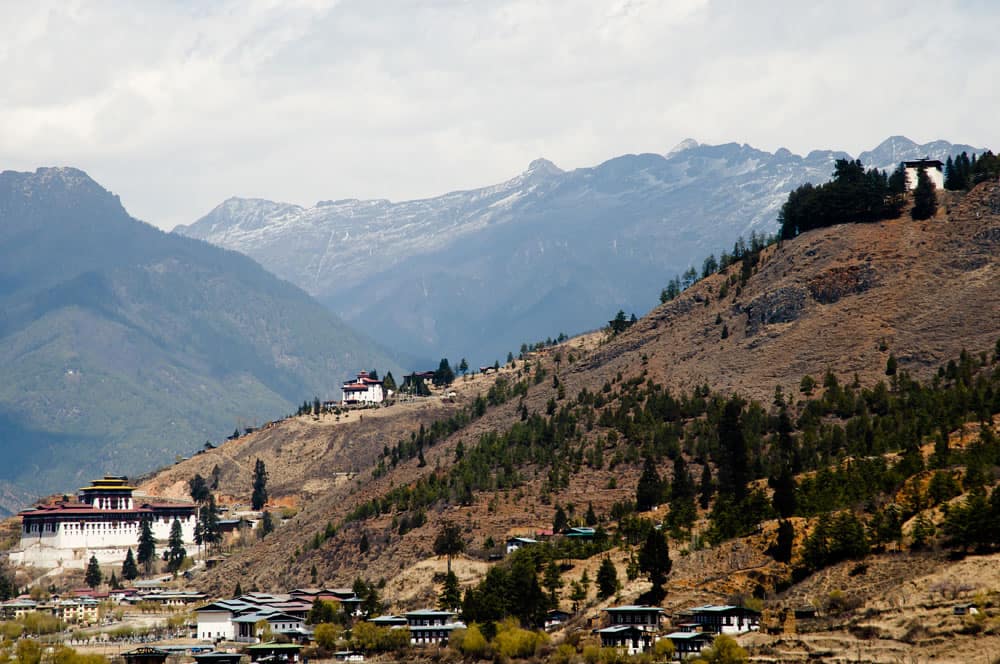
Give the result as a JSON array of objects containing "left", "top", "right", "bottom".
[
  {"left": 603, "top": 605, "right": 665, "bottom": 632},
  {"left": 664, "top": 631, "right": 714, "bottom": 660},
  {"left": 687, "top": 605, "right": 760, "bottom": 634},
  {"left": 405, "top": 609, "right": 465, "bottom": 645},
  {"left": 341, "top": 371, "right": 385, "bottom": 405},
  {"left": 196, "top": 600, "right": 253, "bottom": 641},
  {"left": 506, "top": 536, "right": 537, "bottom": 554},
  {"left": 9, "top": 476, "right": 197, "bottom": 569},
  {"left": 595, "top": 606, "right": 667, "bottom": 655},
  {"left": 903, "top": 159, "right": 944, "bottom": 191}
]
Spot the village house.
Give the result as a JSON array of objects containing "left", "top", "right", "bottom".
[
  {"left": 132, "top": 590, "right": 208, "bottom": 607},
  {"left": 595, "top": 625, "right": 657, "bottom": 655},
  {"left": 341, "top": 371, "right": 385, "bottom": 405},
  {"left": 10, "top": 476, "right": 197, "bottom": 569},
  {"left": 545, "top": 609, "right": 571, "bottom": 631},
  {"left": 195, "top": 593, "right": 329, "bottom": 643},
  {"left": 663, "top": 631, "right": 714, "bottom": 660},
  {"left": 232, "top": 609, "right": 307, "bottom": 643},
  {"left": 369, "top": 615, "right": 408, "bottom": 628},
  {"left": 603, "top": 605, "right": 665, "bottom": 631},
  {"left": 505, "top": 536, "right": 537, "bottom": 554},
  {"left": 404, "top": 609, "right": 465, "bottom": 645},
  {"left": 0, "top": 597, "right": 100, "bottom": 625},
  {"left": 594, "top": 606, "right": 666, "bottom": 655},
  {"left": 564, "top": 526, "right": 596, "bottom": 540},
  {"left": 685, "top": 604, "right": 760, "bottom": 634},
  {"left": 196, "top": 599, "right": 253, "bottom": 641}
]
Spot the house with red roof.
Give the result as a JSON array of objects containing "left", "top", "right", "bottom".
[{"left": 341, "top": 371, "right": 385, "bottom": 405}]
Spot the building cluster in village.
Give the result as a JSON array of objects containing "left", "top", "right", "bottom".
[
  {"left": 0, "top": 585, "right": 209, "bottom": 626},
  {"left": 6, "top": 461, "right": 761, "bottom": 663},
  {"left": 191, "top": 589, "right": 758, "bottom": 662}
]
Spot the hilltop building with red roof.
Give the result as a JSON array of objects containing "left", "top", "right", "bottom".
[
  {"left": 341, "top": 371, "right": 385, "bottom": 405},
  {"left": 9, "top": 476, "right": 197, "bottom": 569}
]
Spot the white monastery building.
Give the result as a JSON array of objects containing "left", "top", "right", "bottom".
[
  {"left": 341, "top": 370, "right": 385, "bottom": 405},
  {"left": 903, "top": 158, "right": 944, "bottom": 191},
  {"left": 9, "top": 476, "right": 197, "bottom": 569}
]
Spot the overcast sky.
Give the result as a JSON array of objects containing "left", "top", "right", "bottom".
[{"left": 2, "top": 0, "right": 997, "bottom": 230}]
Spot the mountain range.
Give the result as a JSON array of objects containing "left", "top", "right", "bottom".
[
  {"left": 176, "top": 136, "right": 981, "bottom": 367},
  {"left": 0, "top": 167, "right": 400, "bottom": 512}
]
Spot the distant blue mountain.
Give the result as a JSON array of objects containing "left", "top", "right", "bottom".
[{"left": 0, "top": 167, "right": 400, "bottom": 511}]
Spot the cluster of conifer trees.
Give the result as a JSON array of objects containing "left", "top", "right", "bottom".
[
  {"left": 944, "top": 151, "right": 1000, "bottom": 190},
  {"left": 778, "top": 159, "right": 906, "bottom": 239}
]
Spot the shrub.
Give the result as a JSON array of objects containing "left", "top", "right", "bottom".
[
  {"left": 492, "top": 619, "right": 548, "bottom": 658},
  {"left": 653, "top": 637, "right": 675, "bottom": 660},
  {"left": 456, "top": 624, "right": 489, "bottom": 658},
  {"left": 351, "top": 622, "right": 409, "bottom": 652},
  {"left": 314, "top": 623, "right": 342, "bottom": 651},
  {"left": 549, "top": 643, "right": 577, "bottom": 664},
  {"left": 582, "top": 644, "right": 602, "bottom": 664}
]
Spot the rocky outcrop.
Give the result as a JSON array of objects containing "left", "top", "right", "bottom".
[
  {"left": 743, "top": 286, "right": 809, "bottom": 336},
  {"left": 807, "top": 264, "right": 877, "bottom": 304}
]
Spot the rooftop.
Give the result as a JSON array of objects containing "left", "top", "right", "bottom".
[{"left": 604, "top": 605, "right": 664, "bottom": 613}]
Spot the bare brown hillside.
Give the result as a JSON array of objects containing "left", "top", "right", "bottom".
[
  {"left": 579, "top": 182, "right": 1000, "bottom": 404},
  {"left": 138, "top": 395, "right": 465, "bottom": 507},
  {"left": 126, "top": 182, "right": 1000, "bottom": 663}
]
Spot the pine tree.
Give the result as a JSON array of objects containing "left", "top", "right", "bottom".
[
  {"left": 911, "top": 166, "right": 938, "bottom": 220},
  {"left": 438, "top": 570, "right": 462, "bottom": 611},
  {"left": 888, "top": 163, "right": 907, "bottom": 194},
  {"left": 596, "top": 557, "right": 619, "bottom": 599},
  {"left": 668, "top": 456, "right": 697, "bottom": 533},
  {"left": 433, "top": 521, "right": 465, "bottom": 574},
  {"left": 585, "top": 502, "right": 598, "bottom": 526},
  {"left": 198, "top": 495, "right": 221, "bottom": 550},
  {"left": 251, "top": 458, "right": 268, "bottom": 510},
  {"left": 166, "top": 519, "right": 187, "bottom": 573},
  {"left": 542, "top": 560, "right": 563, "bottom": 607},
  {"left": 636, "top": 456, "right": 663, "bottom": 512},
  {"left": 434, "top": 359, "right": 455, "bottom": 386},
  {"left": 260, "top": 511, "right": 274, "bottom": 538},
  {"left": 638, "top": 529, "right": 672, "bottom": 602},
  {"left": 233, "top": 581, "right": 244, "bottom": 598},
  {"left": 121, "top": 548, "right": 139, "bottom": 581},
  {"left": 699, "top": 463, "right": 714, "bottom": 509},
  {"left": 383, "top": 371, "right": 396, "bottom": 392},
  {"left": 944, "top": 156, "right": 960, "bottom": 190},
  {"left": 553, "top": 504, "right": 568, "bottom": 533},
  {"left": 85, "top": 555, "right": 102, "bottom": 588},
  {"left": 770, "top": 520, "right": 795, "bottom": 564},
  {"left": 188, "top": 474, "right": 210, "bottom": 503},
  {"left": 137, "top": 517, "right": 156, "bottom": 574},
  {"left": 769, "top": 466, "right": 797, "bottom": 519}
]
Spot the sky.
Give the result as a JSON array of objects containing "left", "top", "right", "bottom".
[{"left": 2, "top": 0, "right": 997, "bottom": 231}]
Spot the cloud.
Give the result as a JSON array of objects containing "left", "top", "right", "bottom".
[{"left": 1, "top": 0, "right": 996, "bottom": 229}]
